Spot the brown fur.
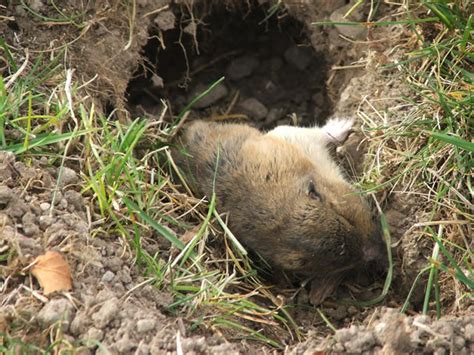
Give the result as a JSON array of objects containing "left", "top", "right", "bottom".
[{"left": 172, "top": 120, "right": 386, "bottom": 304}]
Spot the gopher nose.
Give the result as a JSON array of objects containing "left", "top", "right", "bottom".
[{"left": 363, "top": 220, "right": 388, "bottom": 271}]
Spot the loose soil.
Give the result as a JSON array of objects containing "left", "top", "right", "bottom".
[{"left": 1, "top": 0, "right": 472, "bottom": 354}]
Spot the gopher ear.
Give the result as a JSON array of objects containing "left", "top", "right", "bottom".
[{"left": 321, "top": 117, "right": 355, "bottom": 144}]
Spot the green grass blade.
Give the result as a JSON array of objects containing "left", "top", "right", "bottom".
[
  {"left": 122, "top": 197, "right": 185, "bottom": 250},
  {"left": 423, "top": 239, "right": 440, "bottom": 314},
  {"left": 423, "top": 1, "right": 455, "bottom": 29},
  {"left": 312, "top": 17, "right": 439, "bottom": 27},
  {"left": 427, "top": 131, "right": 474, "bottom": 152},
  {"left": 5, "top": 129, "right": 92, "bottom": 154}
]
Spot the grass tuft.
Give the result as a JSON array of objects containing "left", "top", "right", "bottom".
[{"left": 358, "top": 1, "right": 473, "bottom": 314}]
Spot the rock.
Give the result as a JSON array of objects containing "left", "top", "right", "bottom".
[
  {"left": 22, "top": 211, "right": 36, "bottom": 225},
  {"left": 8, "top": 199, "right": 30, "bottom": 218},
  {"left": 28, "top": 0, "right": 45, "bottom": 12},
  {"left": 0, "top": 166, "right": 12, "bottom": 182},
  {"left": 115, "top": 332, "right": 135, "bottom": 353},
  {"left": 52, "top": 191, "right": 63, "bottom": 205},
  {"left": 154, "top": 10, "right": 175, "bottom": 31},
  {"left": 136, "top": 343, "right": 150, "bottom": 355},
  {"left": 268, "top": 56, "right": 283, "bottom": 72},
  {"left": 37, "top": 298, "right": 74, "bottom": 332},
  {"left": 136, "top": 319, "right": 156, "bottom": 333},
  {"left": 85, "top": 327, "right": 104, "bottom": 342},
  {"left": 189, "top": 83, "right": 228, "bottom": 109},
  {"left": 335, "top": 325, "right": 357, "bottom": 343},
  {"left": 101, "top": 270, "right": 115, "bottom": 283},
  {"left": 324, "top": 305, "right": 348, "bottom": 321},
  {"left": 13, "top": 162, "right": 36, "bottom": 180},
  {"left": 226, "top": 55, "right": 260, "bottom": 80},
  {"left": 335, "top": 325, "right": 378, "bottom": 353},
  {"left": 183, "top": 22, "right": 197, "bottom": 36},
  {"left": 454, "top": 336, "right": 465, "bottom": 349},
  {"left": 39, "top": 215, "right": 54, "bottom": 230},
  {"left": 347, "top": 305, "right": 358, "bottom": 316},
  {"left": 21, "top": 223, "right": 40, "bottom": 237},
  {"left": 329, "top": 4, "right": 367, "bottom": 39},
  {"left": 284, "top": 45, "right": 313, "bottom": 71},
  {"left": 57, "top": 198, "right": 68, "bottom": 210},
  {"left": 118, "top": 267, "right": 132, "bottom": 284},
  {"left": 345, "top": 330, "right": 377, "bottom": 353},
  {"left": 465, "top": 323, "right": 474, "bottom": 342},
  {"left": 238, "top": 98, "right": 268, "bottom": 120},
  {"left": 151, "top": 74, "right": 164, "bottom": 88},
  {"left": 18, "top": 234, "right": 41, "bottom": 255},
  {"left": 92, "top": 298, "right": 120, "bottom": 329},
  {"left": 105, "top": 256, "right": 123, "bottom": 272},
  {"left": 265, "top": 108, "right": 285, "bottom": 125},
  {"left": 58, "top": 167, "right": 78, "bottom": 187},
  {"left": 40, "top": 202, "right": 51, "bottom": 211},
  {"left": 0, "top": 186, "right": 13, "bottom": 206},
  {"left": 70, "top": 311, "right": 89, "bottom": 336}
]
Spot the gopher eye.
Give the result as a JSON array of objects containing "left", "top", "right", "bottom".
[{"left": 308, "top": 181, "right": 322, "bottom": 201}]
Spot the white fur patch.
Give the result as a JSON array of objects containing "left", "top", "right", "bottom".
[{"left": 321, "top": 117, "right": 355, "bottom": 143}]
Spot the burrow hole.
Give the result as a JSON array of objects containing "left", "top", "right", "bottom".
[{"left": 126, "top": 1, "right": 333, "bottom": 130}]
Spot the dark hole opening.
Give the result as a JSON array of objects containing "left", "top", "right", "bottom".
[{"left": 126, "top": 1, "right": 333, "bottom": 129}]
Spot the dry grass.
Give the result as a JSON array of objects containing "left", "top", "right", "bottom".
[{"left": 358, "top": 0, "right": 473, "bottom": 315}]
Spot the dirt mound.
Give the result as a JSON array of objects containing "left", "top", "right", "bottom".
[
  {"left": 0, "top": 151, "right": 260, "bottom": 353},
  {"left": 292, "top": 307, "right": 474, "bottom": 354}
]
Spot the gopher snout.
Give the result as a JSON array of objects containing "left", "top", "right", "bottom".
[{"left": 362, "top": 219, "right": 388, "bottom": 271}]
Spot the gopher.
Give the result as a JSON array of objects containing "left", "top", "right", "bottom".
[{"left": 172, "top": 118, "right": 386, "bottom": 304}]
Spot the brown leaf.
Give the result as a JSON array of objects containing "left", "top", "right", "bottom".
[
  {"left": 31, "top": 251, "right": 72, "bottom": 295},
  {"left": 180, "top": 225, "right": 201, "bottom": 245}
]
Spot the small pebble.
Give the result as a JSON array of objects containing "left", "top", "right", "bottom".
[
  {"left": 154, "top": 10, "right": 175, "bottom": 31},
  {"left": 70, "top": 311, "right": 88, "bottom": 336},
  {"left": 238, "top": 98, "right": 268, "bottom": 120},
  {"left": 465, "top": 323, "right": 474, "bottom": 342},
  {"left": 37, "top": 299, "right": 74, "bottom": 332},
  {"left": 136, "top": 343, "right": 150, "bottom": 355},
  {"left": 101, "top": 270, "right": 115, "bottom": 283},
  {"left": 136, "top": 319, "right": 156, "bottom": 333},
  {"left": 39, "top": 215, "right": 54, "bottom": 230},
  {"left": 85, "top": 327, "right": 104, "bottom": 342},
  {"left": 226, "top": 55, "right": 259, "bottom": 80},
  {"left": 40, "top": 202, "right": 51, "bottom": 211},
  {"left": 189, "top": 83, "right": 228, "bottom": 109},
  {"left": 58, "top": 167, "right": 78, "bottom": 187},
  {"left": 22, "top": 223, "right": 40, "bottom": 237},
  {"left": 284, "top": 45, "right": 313, "bottom": 71},
  {"left": 325, "top": 305, "right": 348, "bottom": 321},
  {"left": 347, "top": 305, "right": 358, "bottom": 316},
  {"left": 265, "top": 108, "right": 285, "bottom": 125},
  {"left": 58, "top": 198, "right": 68, "bottom": 210},
  {"left": 0, "top": 186, "right": 13, "bottom": 205},
  {"left": 454, "top": 336, "right": 465, "bottom": 349},
  {"left": 329, "top": 4, "right": 367, "bottom": 39},
  {"left": 92, "top": 298, "right": 119, "bottom": 329}
]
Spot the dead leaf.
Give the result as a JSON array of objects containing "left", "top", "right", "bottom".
[
  {"left": 180, "top": 226, "right": 200, "bottom": 244},
  {"left": 31, "top": 251, "right": 72, "bottom": 295}
]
